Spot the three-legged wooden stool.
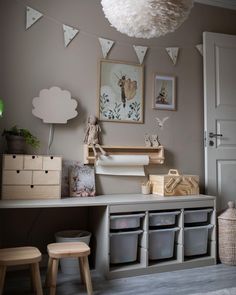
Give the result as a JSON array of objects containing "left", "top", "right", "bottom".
[
  {"left": 0, "top": 246, "right": 43, "bottom": 295},
  {"left": 46, "top": 242, "right": 93, "bottom": 295}
]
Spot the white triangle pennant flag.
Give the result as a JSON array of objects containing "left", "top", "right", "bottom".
[
  {"left": 26, "top": 6, "right": 43, "bottom": 30},
  {"left": 133, "top": 45, "right": 148, "bottom": 64},
  {"left": 196, "top": 44, "right": 203, "bottom": 56},
  {"left": 63, "top": 24, "right": 79, "bottom": 47},
  {"left": 166, "top": 47, "right": 179, "bottom": 65},
  {"left": 98, "top": 38, "right": 114, "bottom": 58}
]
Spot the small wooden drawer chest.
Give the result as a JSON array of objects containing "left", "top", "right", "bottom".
[{"left": 1, "top": 154, "right": 62, "bottom": 200}]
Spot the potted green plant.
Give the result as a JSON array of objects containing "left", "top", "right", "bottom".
[{"left": 2, "top": 125, "right": 40, "bottom": 154}]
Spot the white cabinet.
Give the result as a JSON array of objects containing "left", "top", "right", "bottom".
[{"left": 92, "top": 196, "right": 216, "bottom": 279}]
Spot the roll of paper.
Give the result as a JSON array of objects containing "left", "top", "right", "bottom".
[{"left": 95, "top": 155, "right": 149, "bottom": 176}]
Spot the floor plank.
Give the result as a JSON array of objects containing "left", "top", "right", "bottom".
[{"left": 3, "top": 264, "right": 236, "bottom": 295}]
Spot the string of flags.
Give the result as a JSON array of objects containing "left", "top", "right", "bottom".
[
  {"left": 63, "top": 24, "right": 79, "bottom": 47},
  {"left": 133, "top": 45, "right": 148, "bottom": 64},
  {"left": 98, "top": 38, "right": 114, "bottom": 59},
  {"left": 195, "top": 44, "right": 203, "bottom": 56},
  {"left": 26, "top": 5, "right": 203, "bottom": 65},
  {"left": 166, "top": 47, "right": 179, "bottom": 65},
  {"left": 26, "top": 6, "right": 43, "bottom": 30}
]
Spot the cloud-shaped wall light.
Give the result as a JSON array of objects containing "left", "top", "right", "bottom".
[{"left": 32, "top": 86, "right": 78, "bottom": 124}]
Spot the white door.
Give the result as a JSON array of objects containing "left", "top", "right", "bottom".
[{"left": 204, "top": 32, "right": 236, "bottom": 210}]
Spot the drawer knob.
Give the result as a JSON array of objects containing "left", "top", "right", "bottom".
[
  {"left": 13, "top": 155, "right": 16, "bottom": 159},
  {"left": 50, "top": 156, "right": 54, "bottom": 160},
  {"left": 45, "top": 170, "right": 48, "bottom": 174},
  {"left": 16, "top": 170, "right": 20, "bottom": 174},
  {"left": 30, "top": 185, "right": 34, "bottom": 188},
  {"left": 32, "top": 156, "right": 35, "bottom": 159}
]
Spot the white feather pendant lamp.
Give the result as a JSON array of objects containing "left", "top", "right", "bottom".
[{"left": 101, "top": 0, "right": 193, "bottom": 39}]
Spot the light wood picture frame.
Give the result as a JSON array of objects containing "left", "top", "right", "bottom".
[
  {"left": 153, "top": 74, "right": 176, "bottom": 111},
  {"left": 98, "top": 59, "right": 144, "bottom": 123}
]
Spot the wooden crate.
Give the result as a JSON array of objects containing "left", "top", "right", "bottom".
[{"left": 149, "top": 169, "right": 199, "bottom": 196}]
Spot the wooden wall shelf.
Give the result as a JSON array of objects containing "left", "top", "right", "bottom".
[{"left": 83, "top": 144, "right": 165, "bottom": 165}]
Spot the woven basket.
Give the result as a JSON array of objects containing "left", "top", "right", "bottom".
[{"left": 218, "top": 201, "right": 236, "bottom": 265}]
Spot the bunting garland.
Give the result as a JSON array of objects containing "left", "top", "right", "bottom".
[
  {"left": 26, "top": 6, "right": 43, "bottom": 30},
  {"left": 165, "top": 47, "right": 179, "bottom": 65},
  {"left": 98, "top": 38, "right": 114, "bottom": 58},
  {"left": 133, "top": 45, "right": 148, "bottom": 64},
  {"left": 22, "top": 3, "right": 203, "bottom": 65},
  {"left": 196, "top": 44, "right": 203, "bottom": 56},
  {"left": 63, "top": 24, "right": 79, "bottom": 47}
]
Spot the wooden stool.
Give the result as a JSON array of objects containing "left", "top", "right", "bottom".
[
  {"left": 0, "top": 246, "right": 43, "bottom": 295},
  {"left": 46, "top": 242, "right": 93, "bottom": 295}
]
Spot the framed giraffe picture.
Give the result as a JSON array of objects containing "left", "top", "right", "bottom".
[
  {"left": 153, "top": 74, "right": 176, "bottom": 111},
  {"left": 98, "top": 59, "right": 144, "bottom": 123}
]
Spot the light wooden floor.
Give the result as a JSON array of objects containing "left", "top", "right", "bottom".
[{"left": 3, "top": 264, "right": 236, "bottom": 295}]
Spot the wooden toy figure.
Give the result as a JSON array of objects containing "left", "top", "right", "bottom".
[{"left": 84, "top": 115, "right": 107, "bottom": 158}]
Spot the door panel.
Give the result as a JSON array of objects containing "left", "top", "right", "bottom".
[
  {"left": 217, "top": 161, "right": 236, "bottom": 209},
  {"left": 216, "top": 46, "right": 236, "bottom": 107},
  {"left": 216, "top": 120, "right": 236, "bottom": 148},
  {"left": 204, "top": 32, "right": 236, "bottom": 210}
]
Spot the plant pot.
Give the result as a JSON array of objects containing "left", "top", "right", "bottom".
[{"left": 6, "top": 134, "right": 26, "bottom": 154}]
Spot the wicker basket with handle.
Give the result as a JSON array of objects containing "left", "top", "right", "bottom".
[{"left": 218, "top": 201, "right": 236, "bottom": 265}]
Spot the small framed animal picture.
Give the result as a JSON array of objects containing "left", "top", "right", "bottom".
[
  {"left": 153, "top": 74, "right": 176, "bottom": 111},
  {"left": 98, "top": 59, "right": 144, "bottom": 123}
]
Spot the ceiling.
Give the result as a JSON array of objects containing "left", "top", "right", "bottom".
[{"left": 195, "top": 0, "right": 236, "bottom": 10}]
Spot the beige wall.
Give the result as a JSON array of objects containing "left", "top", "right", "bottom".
[
  {"left": 1, "top": 0, "right": 236, "bottom": 252},
  {"left": 1, "top": 0, "right": 236, "bottom": 196}
]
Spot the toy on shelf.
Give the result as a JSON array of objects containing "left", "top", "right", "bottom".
[
  {"left": 144, "top": 134, "right": 160, "bottom": 147},
  {"left": 144, "top": 134, "right": 152, "bottom": 147},
  {"left": 84, "top": 115, "right": 107, "bottom": 159},
  {"left": 151, "top": 134, "right": 160, "bottom": 147}
]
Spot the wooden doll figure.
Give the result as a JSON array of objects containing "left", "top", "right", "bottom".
[{"left": 84, "top": 115, "right": 107, "bottom": 158}]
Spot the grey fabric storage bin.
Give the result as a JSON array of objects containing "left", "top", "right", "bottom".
[
  {"left": 184, "top": 209, "right": 213, "bottom": 224},
  {"left": 184, "top": 224, "right": 213, "bottom": 256},
  {"left": 110, "top": 213, "right": 145, "bottom": 230},
  {"left": 110, "top": 230, "right": 142, "bottom": 264},
  {"left": 149, "top": 211, "right": 180, "bottom": 227},
  {"left": 149, "top": 227, "right": 179, "bottom": 260}
]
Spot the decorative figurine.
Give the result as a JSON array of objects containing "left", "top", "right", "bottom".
[
  {"left": 151, "top": 134, "right": 160, "bottom": 147},
  {"left": 84, "top": 115, "right": 107, "bottom": 158},
  {"left": 144, "top": 133, "right": 152, "bottom": 147},
  {"left": 155, "top": 116, "right": 169, "bottom": 129}
]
